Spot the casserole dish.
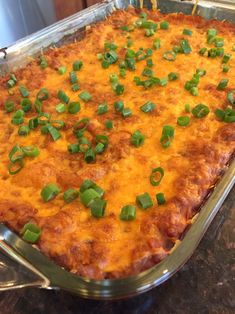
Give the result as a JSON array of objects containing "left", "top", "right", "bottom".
[{"left": 0, "top": 0, "right": 235, "bottom": 299}]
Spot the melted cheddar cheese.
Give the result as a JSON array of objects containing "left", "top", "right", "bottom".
[{"left": 0, "top": 8, "right": 234, "bottom": 279}]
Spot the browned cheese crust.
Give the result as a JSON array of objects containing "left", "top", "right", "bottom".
[{"left": 0, "top": 7, "right": 234, "bottom": 279}]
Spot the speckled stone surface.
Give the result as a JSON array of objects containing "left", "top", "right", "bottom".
[{"left": 0, "top": 187, "right": 234, "bottom": 314}]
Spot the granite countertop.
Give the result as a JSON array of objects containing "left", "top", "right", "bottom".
[{"left": 0, "top": 186, "right": 234, "bottom": 314}]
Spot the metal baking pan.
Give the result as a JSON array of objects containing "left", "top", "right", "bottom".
[{"left": 0, "top": 0, "right": 235, "bottom": 300}]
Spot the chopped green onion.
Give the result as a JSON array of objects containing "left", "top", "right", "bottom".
[
  {"left": 12, "top": 110, "right": 24, "bottom": 125},
  {"left": 47, "top": 124, "right": 61, "bottom": 141},
  {"left": 227, "top": 91, "right": 235, "bottom": 106},
  {"left": 223, "top": 107, "right": 235, "bottom": 123},
  {"left": 119, "top": 205, "right": 136, "bottom": 221},
  {"left": 79, "top": 91, "right": 92, "bottom": 102},
  {"left": 39, "top": 56, "right": 48, "bottom": 69},
  {"left": 190, "top": 86, "right": 198, "bottom": 96},
  {"left": 217, "top": 79, "right": 229, "bottom": 90},
  {"left": 21, "top": 223, "right": 41, "bottom": 243},
  {"left": 58, "top": 90, "right": 70, "bottom": 104},
  {"left": 177, "top": 116, "right": 190, "bottom": 126},
  {"left": 90, "top": 198, "right": 106, "bottom": 218},
  {"left": 214, "top": 37, "right": 224, "bottom": 47},
  {"left": 119, "top": 68, "right": 126, "bottom": 78},
  {"left": 183, "top": 29, "right": 193, "bottom": 36},
  {"left": 105, "top": 120, "right": 113, "bottom": 130},
  {"left": 168, "top": 72, "right": 179, "bottom": 81},
  {"left": 70, "top": 71, "right": 78, "bottom": 84},
  {"left": 136, "top": 193, "right": 153, "bottom": 209},
  {"left": 153, "top": 38, "right": 161, "bottom": 50},
  {"left": 68, "top": 143, "right": 80, "bottom": 154},
  {"left": 97, "top": 102, "right": 108, "bottom": 115},
  {"left": 142, "top": 68, "right": 153, "bottom": 77},
  {"left": 56, "top": 103, "right": 66, "bottom": 113},
  {"left": 41, "top": 125, "right": 49, "bottom": 134},
  {"left": 18, "top": 125, "right": 30, "bottom": 136},
  {"left": 21, "top": 99, "right": 32, "bottom": 112},
  {"left": 77, "top": 137, "right": 91, "bottom": 153},
  {"left": 160, "top": 21, "right": 169, "bottom": 30},
  {"left": 207, "top": 28, "right": 217, "bottom": 37},
  {"left": 163, "top": 51, "right": 176, "bottom": 61},
  {"left": 122, "top": 108, "right": 132, "bottom": 118},
  {"left": 68, "top": 102, "right": 80, "bottom": 114},
  {"left": 41, "top": 183, "right": 60, "bottom": 202},
  {"left": 215, "top": 108, "right": 225, "bottom": 121},
  {"left": 94, "top": 142, "right": 104, "bottom": 154},
  {"left": 5, "top": 100, "right": 15, "bottom": 113},
  {"left": 140, "top": 101, "right": 156, "bottom": 113},
  {"left": 222, "top": 65, "right": 230, "bottom": 73},
  {"left": 73, "top": 118, "right": 90, "bottom": 137},
  {"left": 185, "top": 104, "right": 191, "bottom": 113},
  {"left": 22, "top": 146, "right": 40, "bottom": 157},
  {"left": 34, "top": 99, "right": 43, "bottom": 113},
  {"left": 80, "top": 180, "right": 104, "bottom": 197},
  {"left": 104, "top": 50, "right": 118, "bottom": 65},
  {"left": 71, "top": 83, "right": 80, "bottom": 91},
  {"left": 160, "top": 125, "right": 174, "bottom": 148},
  {"left": 105, "top": 42, "right": 118, "bottom": 51},
  {"left": 63, "top": 188, "right": 79, "bottom": 203},
  {"left": 180, "top": 39, "right": 192, "bottom": 54},
  {"left": 150, "top": 167, "right": 164, "bottom": 186},
  {"left": 208, "top": 48, "right": 217, "bottom": 58},
  {"left": 80, "top": 188, "right": 100, "bottom": 207},
  {"left": 19, "top": 86, "right": 29, "bottom": 98},
  {"left": 199, "top": 47, "right": 207, "bottom": 55},
  {"left": 159, "top": 78, "right": 168, "bottom": 87},
  {"left": 28, "top": 117, "right": 39, "bottom": 129},
  {"left": 131, "top": 130, "right": 145, "bottom": 147},
  {"left": 156, "top": 193, "right": 166, "bottom": 205},
  {"left": 146, "top": 59, "right": 153, "bottom": 67},
  {"left": 196, "top": 68, "right": 206, "bottom": 77},
  {"left": 38, "top": 112, "right": 51, "bottom": 125},
  {"left": 114, "top": 100, "right": 124, "bottom": 112},
  {"left": 9, "top": 145, "right": 24, "bottom": 163},
  {"left": 73, "top": 60, "right": 83, "bottom": 71},
  {"left": 84, "top": 149, "right": 96, "bottom": 163},
  {"left": 145, "top": 29, "right": 155, "bottom": 37},
  {"left": 58, "top": 66, "right": 67, "bottom": 74},
  {"left": 8, "top": 159, "right": 24, "bottom": 175},
  {"left": 192, "top": 104, "right": 210, "bottom": 118},
  {"left": 96, "top": 134, "right": 109, "bottom": 149},
  {"left": 222, "top": 54, "right": 231, "bottom": 64},
  {"left": 113, "top": 84, "right": 124, "bottom": 95},
  {"left": 37, "top": 88, "right": 49, "bottom": 101}
]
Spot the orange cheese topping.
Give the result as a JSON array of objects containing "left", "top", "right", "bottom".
[{"left": 0, "top": 8, "right": 234, "bottom": 279}]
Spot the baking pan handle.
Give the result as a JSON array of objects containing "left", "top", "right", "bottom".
[{"left": 0, "top": 238, "right": 50, "bottom": 291}]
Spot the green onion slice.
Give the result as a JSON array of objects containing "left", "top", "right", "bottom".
[
  {"left": 18, "top": 125, "right": 30, "bottom": 136},
  {"left": 163, "top": 51, "right": 176, "bottom": 61},
  {"left": 79, "top": 91, "right": 92, "bottom": 102},
  {"left": 150, "top": 167, "right": 164, "bottom": 186},
  {"left": 9, "top": 145, "right": 24, "bottom": 163},
  {"left": 192, "top": 104, "right": 210, "bottom": 118},
  {"left": 136, "top": 192, "right": 153, "bottom": 209},
  {"left": 119, "top": 205, "right": 136, "bottom": 221},
  {"left": 217, "top": 79, "right": 229, "bottom": 90},
  {"left": 41, "top": 183, "right": 61, "bottom": 202},
  {"left": 227, "top": 91, "right": 235, "bottom": 106},
  {"left": 140, "top": 101, "right": 156, "bottom": 113},
  {"left": 63, "top": 188, "right": 79, "bottom": 203},
  {"left": 80, "top": 188, "right": 100, "bottom": 207},
  {"left": 47, "top": 124, "right": 61, "bottom": 141},
  {"left": 156, "top": 193, "right": 166, "bottom": 205},
  {"left": 84, "top": 149, "right": 96, "bottom": 163},
  {"left": 19, "top": 86, "right": 29, "bottom": 98},
  {"left": 8, "top": 159, "right": 24, "bottom": 175},
  {"left": 73, "top": 60, "right": 83, "bottom": 71},
  {"left": 68, "top": 102, "right": 80, "bottom": 114},
  {"left": 21, "top": 223, "right": 41, "bottom": 243},
  {"left": 97, "top": 102, "right": 108, "bottom": 115},
  {"left": 90, "top": 198, "right": 107, "bottom": 218},
  {"left": 5, "top": 100, "right": 15, "bottom": 113},
  {"left": 131, "top": 130, "right": 145, "bottom": 147},
  {"left": 58, "top": 90, "right": 70, "bottom": 104},
  {"left": 56, "top": 103, "right": 66, "bottom": 113},
  {"left": 177, "top": 116, "right": 190, "bottom": 126},
  {"left": 37, "top": 88, "right": 49, "bottom": 101},
  {"left": 22, "top": 146, "right": 40, "bottom": 157}
]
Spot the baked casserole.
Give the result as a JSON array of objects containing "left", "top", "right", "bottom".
[{"left": 0, "top": 7, "right": 234, "bottom": 279}]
